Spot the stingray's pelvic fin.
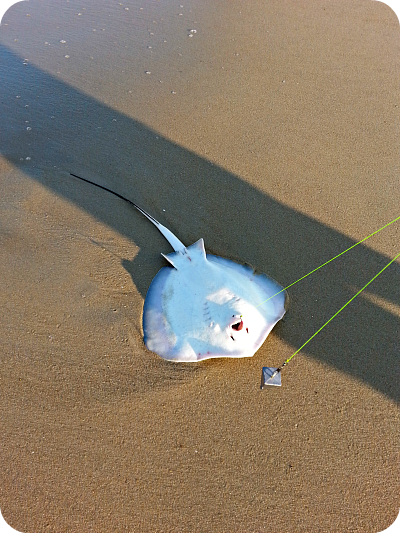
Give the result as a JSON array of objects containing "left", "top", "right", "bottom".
[
  {"left": 161, "top": 252, "right": 181, "bottom": 269},
  {"left": 161, "top": 239, "right": 206, "bottom": 269},
  {"left": 187, "top": 238, "right": 206, "bottom": 258}
]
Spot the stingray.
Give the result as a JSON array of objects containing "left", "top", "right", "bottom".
[{"left": 70, "top": 174, "right": 287, "bottom": 362}]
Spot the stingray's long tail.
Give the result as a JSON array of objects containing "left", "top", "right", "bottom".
[{"left": 70, "top": 173, "right": 186, "bottom": 253}]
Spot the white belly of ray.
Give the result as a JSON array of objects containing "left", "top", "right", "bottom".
[
  {"left": 143, "top": 239, "right": 286, "bottom": 362},
  {"left": 68, "top": 174, "right": 286, "bottom": 363}
]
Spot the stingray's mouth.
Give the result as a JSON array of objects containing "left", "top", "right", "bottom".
[{"left": 231, "top": 319, "right": 243, "bottom": 331}]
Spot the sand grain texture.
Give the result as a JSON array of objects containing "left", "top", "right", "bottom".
[{"left": 0, "top": 1, "right": 399, "bottom": 531}]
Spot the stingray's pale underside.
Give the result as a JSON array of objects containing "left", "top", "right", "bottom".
[
  {"left": 69, "top": 173, "right": 286, "bottom": 363},
  {"left": 141, "top": 211, "right": 286, "bottom": 362}
]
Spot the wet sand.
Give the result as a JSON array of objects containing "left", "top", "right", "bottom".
[{"left": 0, "top": 1, "right": 399, "bottom": 531}]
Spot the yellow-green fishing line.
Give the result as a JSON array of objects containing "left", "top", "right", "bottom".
[
  {"left": 268, "top": 251, "right": 400, "bottom": 381},
  {"left": 257, "top": 214, "right": 400, "bottom": 308}
]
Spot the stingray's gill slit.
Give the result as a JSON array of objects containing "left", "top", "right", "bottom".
[{"left": 69, "top": 172, "right": 287, "bottom": 362}]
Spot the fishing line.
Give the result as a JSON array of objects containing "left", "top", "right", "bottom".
[
  {"left": 262, "top": 251, "right": 400, "bottom": 387},
  {"left": 69, "top": 172, "right": 398, "bottom": 378},
  {"left": 256, "top": 214, "right": 400, "bottom": 309}
]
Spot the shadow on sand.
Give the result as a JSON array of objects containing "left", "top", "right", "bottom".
[{"left": 1, "top": 45, "right": 399, "bottom": 401}]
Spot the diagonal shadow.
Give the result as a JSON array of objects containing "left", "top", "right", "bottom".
[{"left": 1, "top": 44, "right": 399, "bottom": 401}]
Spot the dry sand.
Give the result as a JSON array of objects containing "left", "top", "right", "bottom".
[{"left": 0, "top": 0, "right": 399, "bottom": 531}]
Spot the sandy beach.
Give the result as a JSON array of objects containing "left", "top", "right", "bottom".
[{"left": 0, "top": 0, "right": 399, "bottom": 531}]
